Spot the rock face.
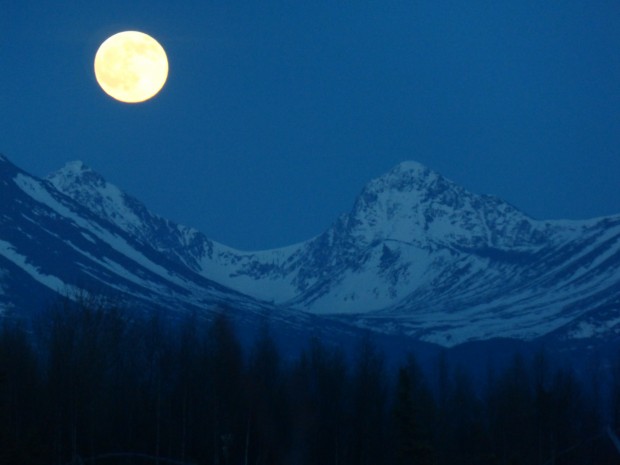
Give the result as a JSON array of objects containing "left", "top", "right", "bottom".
[{"left": 2, "top": 154, "right": 619, "bottom": 347}]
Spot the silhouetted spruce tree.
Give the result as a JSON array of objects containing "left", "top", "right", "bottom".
[
  {"left": 98, "top": 310, "right": 142, "bottom": 455},
  {"left": 444, "top": 366, "right": 489, "bottom": 465},
  {"left": 349, "top": 335, "right": 387, "bottom": 465},
  {"left": 548, "top": 367, "right": 591, "bottom": 463},
  {"left": 0, "top": 322, "right": 41, "bottom": 463},
  {"left": 392, "top": 367, "right": 419, "bottom": 465},
  {"left": 532, "top": 349, "right": 555, "bottom": 464},
  {"left": 171, "top": 312, "right": 204, "bottom": 462},
  {"left": 392, "top": 355, "right": 435, "bottom": 465},
  {"left": 245, "top": 322, "right": 290, "bottom": 465},
  {"left": 204, "top": 311, "right": 246, "bottom": 465},
  {"left": 487, "top": 353, "right": 536, "bottom": 464},
  {"left": 133, "top": 311, "right": 178, "bottom": 462},
  {"left": 287, "top": 337, "right": 349, "bottom": 465},
  {"left": 611, "top": 349, "right": 620, "bottom": 434}
]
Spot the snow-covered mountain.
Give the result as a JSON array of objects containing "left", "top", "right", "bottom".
[
  {"left": 0, "top": 154, "right": 285, "bottom": 323},
  {"left": 3, "top": 154, "right": 619, "bottom": 348}
]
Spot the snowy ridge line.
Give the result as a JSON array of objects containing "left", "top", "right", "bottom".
[
  {"left": 2, "top": 153, "right": 619, "bottom": 346},
  {"left": 44, "top": 157, "right": 620, "bottom": 345},
  {"left": 15, "top": 173, "right": 211, "bottom": 294}
]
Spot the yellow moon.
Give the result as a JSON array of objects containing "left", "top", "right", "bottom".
[{"left": 94, "top": 31, "right": 168, "bottom": 103}]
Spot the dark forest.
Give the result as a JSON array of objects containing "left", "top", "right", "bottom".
[{"left": 1, "top": 297, "right": 619, "bottom": 465}]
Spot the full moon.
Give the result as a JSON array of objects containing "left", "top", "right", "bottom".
[{"left": 94, "top": 31, "right": 168, "bottom": 103}]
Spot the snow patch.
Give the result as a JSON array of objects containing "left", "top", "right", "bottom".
[
  {"left": 0, "top": 239, "right": 79, "bottom": 295},
  {"left": 567, "top": 315, "right": 620, "bottom": 339}
]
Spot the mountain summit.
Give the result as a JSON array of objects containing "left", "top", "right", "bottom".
[
  {"left": 1, "top": 155, "right": 619, "bottom": 347},
  {"left": 47, "top": 161, "right": 130, "bottom": 227},
  {"left": 47, "top": 161, "right": 214, "bottom": 271},
  {"left": 348, "top": 161, "right": 551, "bottom": 250}
]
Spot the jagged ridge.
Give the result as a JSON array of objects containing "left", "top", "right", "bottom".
[{"left": 1, "top": 154, "right": 619, "bottom": 346}]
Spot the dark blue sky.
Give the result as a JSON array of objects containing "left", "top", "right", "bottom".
[{"left": 2, "top": 1, "right": 619, "bottom": 250}]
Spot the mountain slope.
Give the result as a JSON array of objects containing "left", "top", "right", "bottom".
[
  {"left": 2, "top": 154, "right": 618, "bottom": 347},
  {"left": 46, "top": 160, "right": 307, "bottom": 303},
  {"left": 0, "top": 154, "right": 279, "bottom": 321}
]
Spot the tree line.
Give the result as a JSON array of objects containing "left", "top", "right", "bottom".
[{"left": 0, "top": 296, "right": 619, "bottom": 464}]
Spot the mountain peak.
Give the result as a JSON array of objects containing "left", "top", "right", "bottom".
[
  {"left": 340, "top": 160, "right": 540, "bottom": 249},
  {"left": 45, "top": 159, "right": 212, "bottom": 270},
  {"left": 46, "top": 161, "right": 134, "bottom": 228},
  {"left": 47, "top": 160, "right": 107, "bottom": 190},
  {"left": 390, "top": 160, "right": 430, "bottom": 175},
  {"left": 61, "top": 160, "right": 91, "bottom": 174},
  {"left": 366, "top": 161, "right": 443, "bottom": 195}
]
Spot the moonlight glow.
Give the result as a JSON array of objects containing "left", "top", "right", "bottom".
[{"left": 94, "top": 31, "right": 168, "bottom": 103}]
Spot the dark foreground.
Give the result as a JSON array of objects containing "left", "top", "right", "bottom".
[{"left": 1, "top": 297, "right": 619, "bottom": 465}]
